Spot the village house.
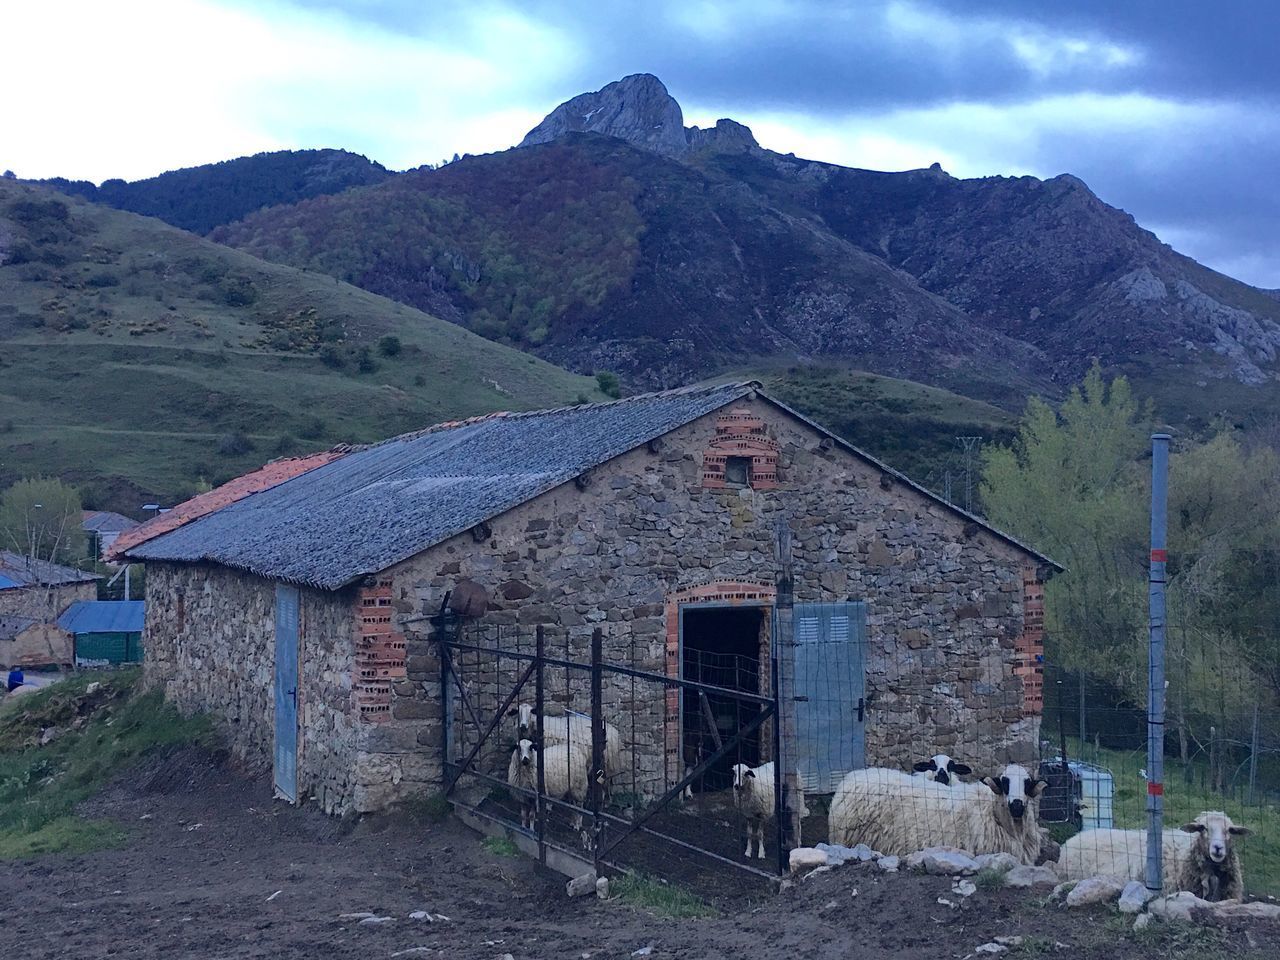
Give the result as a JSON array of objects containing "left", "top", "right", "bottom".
[
  {"left": 82, "top": 510, "right": 140, "bottom": 563},
  {"left": 0, "top": 551, "right": 100, "bottom": 667},
  {"left": 125, "top": 382, "right": 1057, "bottom": 815}
]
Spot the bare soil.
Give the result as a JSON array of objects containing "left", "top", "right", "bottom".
[{"left": 2, "top": 748, "right": 1277, "bottom": 960}]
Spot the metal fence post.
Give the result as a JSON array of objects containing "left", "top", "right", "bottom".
[
  {"left": 437, "top": 600, "right": 453, "bottom": 792},
  {"left": 535, "top": 624, "right": 547, "bottom": 865},
  {"left": 1146, "top": 433, "right": 1170, "bottom": 893},
  {"left": 591, "top": 626, "right": 605, "bottom": 875},
  {"left": 775, "top": 517, "right": 801, "bottom": 868}
]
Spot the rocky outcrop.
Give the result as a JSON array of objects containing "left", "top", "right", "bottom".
[{"left": 520, "top": 74, "right": 759, "bottom": 158}]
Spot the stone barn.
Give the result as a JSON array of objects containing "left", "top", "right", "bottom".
[{"left": 126, "top": 382, "right": 1057, "bottom": 815}]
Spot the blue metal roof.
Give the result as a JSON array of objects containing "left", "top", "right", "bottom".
[
  {"left": 57, "top": 601, "right": 145, "bottom": 635},
  {"left": 0, "top": 551, "right": 100, "bottom": 590}
]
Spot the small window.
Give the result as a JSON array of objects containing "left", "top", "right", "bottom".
[{"left": 724, "top": 456, "right": 751, "bottom": 487}]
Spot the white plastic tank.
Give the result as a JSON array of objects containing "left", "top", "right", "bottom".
[{"left": 1068, "top": 760, "right": 1115, "bottom": 830}]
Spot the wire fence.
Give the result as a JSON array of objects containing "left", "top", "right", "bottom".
[{"left": 433, "top": 607, "right": 1277, "bottom": 900}]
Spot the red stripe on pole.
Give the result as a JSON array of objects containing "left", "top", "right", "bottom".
[
  {"left": 1148, "top": 782, "right": 1164, "bottom": 796},
  {"left": 1150, "top": 549, "right": 1167, "bottom": 562}
]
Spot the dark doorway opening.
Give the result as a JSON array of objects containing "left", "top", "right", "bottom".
[{"left": 681, "top": 606, "right": 767, "bottom": 791}]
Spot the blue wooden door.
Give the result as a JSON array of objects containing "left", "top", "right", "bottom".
[
  {"left": 793, "top": 602, "right": 867, "bottom": 793},
  {"left": 274, "top": 584, "right": 300, "bottom": 802}
]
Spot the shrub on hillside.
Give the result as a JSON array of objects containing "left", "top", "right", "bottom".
[
  {"left": 377, "top": 334, "right": 402, "bottom": 357},
  {"left": 216, "top": 431, "right": 255, "bottom": 456}
]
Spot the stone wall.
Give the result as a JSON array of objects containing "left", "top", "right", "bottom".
[
  {"left": 373, "top": 397, "right": 1047, "bottom": 806},
  {"left": 143, "top": 562, "right": 362, "bottom": 814},
  {"left": 0, "top": 621, "right": 72, "bottom": 668},
  {"left": 0, "top": 581, "right": 96, "bottom": 619}
]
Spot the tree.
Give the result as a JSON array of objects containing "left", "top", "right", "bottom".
[
  {"left": 595, "top": 371, "right": 621, "bottom": 399},
  {"left": 980, "top": 364, "right": 1151, "bottom": 688},
  {"left": 0, "top": 477, "right": 86, "bottom": 567}
]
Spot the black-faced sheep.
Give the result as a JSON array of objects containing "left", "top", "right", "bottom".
[
  {"left": 731, "top": 761, "right": 809, "bottom": 860},
  {"left": 1056, "top": 809, "right": 1251, "bottom": 901},
  {"left": 828, "top": 763, "right": 1048, "bottom": 864},
  {"left": 912, "top": 754, "right": 972, "bottom": 786}
]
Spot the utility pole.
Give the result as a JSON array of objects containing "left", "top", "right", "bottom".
[
  {"left": 1146, "top": 433, "right": 1170, "bottom": 892},
  {"left": 774, "top": 515, "right": 801, "bottom": 869},
  {"left": 956, "top": 437, "right": 983, "bottom": 513}
]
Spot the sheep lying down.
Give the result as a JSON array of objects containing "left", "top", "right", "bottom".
[
  {"left": 828, "top": 764, "right": 1047, "bottom": 864},
  {"left": 1057, "top": 810, "right": 1251, "bottom": 901}
]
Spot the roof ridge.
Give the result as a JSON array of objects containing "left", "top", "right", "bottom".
[{"left": 347, "top": 380, "right": 761, "bottom": 452}]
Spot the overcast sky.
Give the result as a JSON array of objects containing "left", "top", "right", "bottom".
[{"left": 5, "top": 0, "right": 1277, "bottom": 287}]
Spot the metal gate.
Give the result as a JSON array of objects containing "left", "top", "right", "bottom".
[{"left": 437, "top": 615, "right": 790, "bottom": 888}]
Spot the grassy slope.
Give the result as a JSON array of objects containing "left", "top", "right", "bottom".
[
  {"left": 0, "top": 181, "right": 602, "bottom": 510},
  {"left": 0, "top": 669, "right": 213, "bottom": 858},
  {"left": 743, "top": 364, "right": 1018, "bottom": 491}
]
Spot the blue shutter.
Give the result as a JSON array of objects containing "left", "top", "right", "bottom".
[
  {"left": 793, "top": 602, "right": 866, "bottom": 793},
  {"left": 274, "top": 584, "right": 300, "bottom": 802}
]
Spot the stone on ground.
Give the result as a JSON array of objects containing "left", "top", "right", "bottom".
[
  {"left": 1118, "top": 880, "right": 1156, "bottom": 914},
  {"left": 1211, "top": 901, "right": 1280, "bottom": 920},
  {"left": 909, "top": 847, "right": 979, "bottom": 876},
  {"left": 974, "top": 943, "right": 1008, "bottom": 954},
  {"left": 1004, "top": 865, "right": 1059, "bottom": 888},
  {"left": 567, "top": 871, "right": 598, "bottom": 897},
  {"left": 974, "top": 852, "right": 1019, "bottom": 873},
  {"left": 790, "top": 847, "right": 829, "bottom": 873},
  {"left": 1147, "top": 891, "right": 1213, "bottom": 922},
  {"left": 877, "top": 855, "right": 900, "bottom": 872},
  {"left": 1065, "top": 875, "right": 1127, "bottom": 908}
]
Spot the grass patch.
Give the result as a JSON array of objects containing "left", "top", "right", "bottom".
[
  {"left": 975, "top": 865, "right": 1011, "bottom": 890},
  {"left": 481, "top": 835, "right": 521, "bottom": 858},
  {"left": 401, "top": 792, "right": 452, "bottom": 824},
  {"left": 611, "top": 872, "right": 717, "bottom": 919},
  {"left": 0, "top": 669, "right": 214, "bottom": 858}
]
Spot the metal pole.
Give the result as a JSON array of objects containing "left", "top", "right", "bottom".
[
  {"left": 774, "top": 517, "right": 801, "bottom": 863},
  {"left": 590, "top": 626, "right": 605, "bottom": 875},
  {"left": 535, "top": 625, "right": 547, "bottom": 866},
  {"left": 1146, "top": 433, "right": 1170, "bottom": 893},
  {"left": 124, "top": 564, "right": 131, "bottom": 601},
  {"left": 1249, "top": 704, "right": 1260, "bottom": 807}
]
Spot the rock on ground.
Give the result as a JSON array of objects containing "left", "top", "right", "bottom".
[
  {"left": 1004, "top": 865, "right": 1059, "bottom": 888},
  {"left": 789, "top": 847, "right": 829, "bottom": 873},
  {"left": 906, "top": 847, "right": 979, "bottom": 876},
  {"left": 877, "top": 856, "right": 900, "bottom": 872},
  {"left": 1118, "top": 881, "right": 1156, "bottom": 914},
  {"left": 1147, "top": 891, "right": 1214, "bottom": 922},
  {"left": 1210, "top": 901, "right": 1280, "bottom": 920},
  {"left": 1065, "top": 876, "right": 1127, "bottom": 908},
  {"left": 974, "top": 853, "right": 1019, "bottom": 873}
]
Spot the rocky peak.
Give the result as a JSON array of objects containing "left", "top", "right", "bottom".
[{"left": 520, "top": 74, "right": 758, "bottom": 158}]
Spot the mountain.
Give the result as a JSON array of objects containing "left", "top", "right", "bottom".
[
  {"left": 0, "top": 180, "right": 602, "bottom": 513},
  {"left": 520, "top": 73, "right": 759, "bottom": 157},
  {"left": 212, "top": 75, "right": 1280, "bottom": 426},
  {"left": 33, "top": 149, "right": 391, "bottom": 235}
]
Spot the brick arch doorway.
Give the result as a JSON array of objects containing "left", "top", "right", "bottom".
[{"left": 664, "top": 581, "right": 777, "bottom": 791}]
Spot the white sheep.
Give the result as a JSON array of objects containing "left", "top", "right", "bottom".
[
  {"left": 511, "top": 703, "right": 622, "bottom": 793},
  {"left": 828, "top": 763, "right": 1047, "bottom": 864},
  {"left": 912, "top": 754, "right": 972, "bottom": 786},
  {"left": 731, "top": 761, "right": 810, "bottom": 860},
  {"left": 506, "top": 737, "right": 592, "bottom": 838},
  {"left": 1056, "top": 810, "right": 1251, "bottom": 901}
]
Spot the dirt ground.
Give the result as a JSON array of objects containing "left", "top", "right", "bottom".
[{"left": 2, "top": 749, "right": 1278, "bottom": 960}]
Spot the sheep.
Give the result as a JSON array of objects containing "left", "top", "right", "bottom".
[
  {"left": 912, "top": 754, "right": 972, "bottom": 786},
  {"left": 506, "top": 737, "right": 592, "bottom": 841},
  {"left": 731, "top": 761, "right": 810, "bottom": 860},
  {"left": 828, "top": 763, "right": 1048, "bottom": 864},
  {"left": 1056, "top": 810, "right": 1251, "bottom": 901},
  {"left": 511, "top": 703, "right": 622, "bottom": 794}
]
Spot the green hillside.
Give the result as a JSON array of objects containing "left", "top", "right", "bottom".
[{"left": 0, "top": 181, "right": 603, "bottom": 512}]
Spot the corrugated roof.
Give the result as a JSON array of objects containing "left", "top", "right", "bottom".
[
  {"left": 0, "top": 551, "right": 100, "bottom": 590},
  {"left": 127, "top": 381, "right": 1060, "bottom": 590},
  {"left": 107, "top": 451, "right": 343, "bottom": 561},
  {"left": 57, "top": 600, "right": 145, "bottom": 634},
  {"left": 126, "top": 383, "right": 758, "bottom": 589},
  {"left": 82, "top": 510, "right": 140, "bottom": 534},
  {"left": 0, "top": 614, "right": 38, "bottom": 641}
]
